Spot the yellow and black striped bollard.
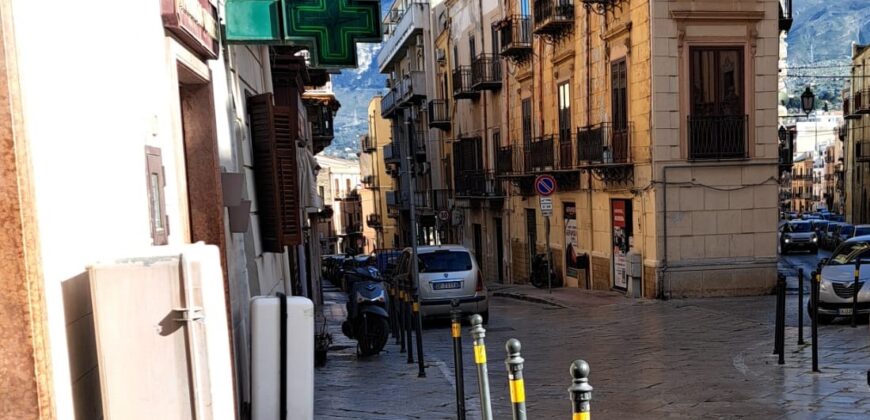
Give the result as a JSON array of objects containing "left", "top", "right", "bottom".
[
  {"left": 568, "top": 359, "right": 592, "bottom": 420},
  {"left": 469, "top": 314, "right": 493, "bottom": 420},
  {"left": 504, "top": 339, "right": 527, "bottom": 420}
]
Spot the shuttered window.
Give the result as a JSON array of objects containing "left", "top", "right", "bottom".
[{"left": 248, "top": 93, "right": 302, "bottom": 252}]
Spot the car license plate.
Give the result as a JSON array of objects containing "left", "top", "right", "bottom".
[
  {"left": 839, "top": 308, "right": 853, "bottom": 316},
  {"left": 433, "top": 281, "right": 461, "bottom": 290}
]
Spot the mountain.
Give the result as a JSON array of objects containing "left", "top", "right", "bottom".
[
  {"left": 783, "top": 0, "right": 870, "bottom": 110},
  {"left": 324, "top": 1, "right": 870, "bottom": 157}
]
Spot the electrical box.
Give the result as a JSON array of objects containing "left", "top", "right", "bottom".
[
  {"left": 628, "top": 251, "right": 642, "bottom": 278},
  {"left": 251, "top": 296, "right": 314, "bottom": 420}
]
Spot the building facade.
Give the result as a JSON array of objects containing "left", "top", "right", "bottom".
[
  {"left": 364, "top": 0, "right": 789, "bottom": 297},
  {"left": 361, "top": 96, "right": 401, "bottom": 250},
  {"left": 844, "top": 44, "right": 870, "bottom": 224},
  {"left": 316, "top": 156, "right": 364, "bottom": 253},
  {"left": 791, "top": 153, "right": 813, "bottom": 213}
]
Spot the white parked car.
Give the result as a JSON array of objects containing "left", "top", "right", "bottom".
[
  {"left": 392, "top": 245, "right": 489, "bottom": 322},
  {"left": 812, "top": 236, "right": 870, "bottom": 323}
]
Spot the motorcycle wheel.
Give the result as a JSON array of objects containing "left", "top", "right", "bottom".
[{"left": 357, "top": 314, "right": 389, "bottom": 356}]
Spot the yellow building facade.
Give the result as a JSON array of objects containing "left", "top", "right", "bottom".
[
  {"left": 361, "top": 96, "right": 400, "bottom": 250},
  {"left": 365, "top": 0, "right": 786, "bottom": 297}
]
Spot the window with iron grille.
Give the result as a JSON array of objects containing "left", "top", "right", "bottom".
[{"left": 688, "top": 47, "right": 746, "bottom": 160}]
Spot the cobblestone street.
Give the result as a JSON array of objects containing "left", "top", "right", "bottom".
[{"left": 315, "top": 283, "right": 870, "bottom": 419}]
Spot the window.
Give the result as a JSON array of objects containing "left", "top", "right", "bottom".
[
  {"left": 334, "top": 179, "right": 339, "bottom": 196},
  {"left": 522, "top": 98, "right": 532, "bottom": 146},
  {"left": 520, "top": 0, "right": 530, "bottom": 17},
  {"left": 611, "top": 59, "right": 628, "bottom": 162},
  {"left": 145, "top": 146, "right": 168, "bottom": 245},
  {"left": 346, "top": 179, "right": 351, "bottom": 195},
  {"left": 491, "top": 25, "right": 500, "bottom": 55},
  {"left": 418, "top": 250, "right": 473, "bottom": 273},
  {"left": 558, "top": 81, "right": 571, "bottom": 144},
  {"left": 688, "top": 47, "right": 746, "bottom": 160},
  {"left": 469, "top": 36, "right": 476, "bottom": 63},
  {"left": 453, "top": 46, "right": 459, "bottom": 69}
]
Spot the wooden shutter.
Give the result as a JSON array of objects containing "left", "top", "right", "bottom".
[
  {"left": 273, "top": 106, "right": 302, "bottom": 246},
  {"left": 249, "top": 93, "right": 284, "bottom": 252}
]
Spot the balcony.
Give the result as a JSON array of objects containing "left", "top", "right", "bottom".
[
  {"left": 383, "top": 142, "right": 400, "bottom": 165},
  {"left": 452, "top": 66, "right": 479, "bottom": 100},
  {"left": 496, "top": 146, "right": 514, "bottom": 174},
  {"left": 398, "top": 71, "right": 427, "bottom": 106},
  {"left": 533, "top": 0, "right": 574, "bottom": 38},
  {"left": 687, "top": 115, "right": 748, "bottom": 160},
  {"left": 455, "top": 170, "right": 505, "bottom": 199},
  {"left": 857, "top": 90, "right": 870, "bottom": 114},
  {"left": 498, "top": 16, "right": 532, "bottom": 61},
  {"left": 381, "top": 89, "right": 398, "bottom": 118},
  {"left": 471, "top": 54, "right": 502, "bottom": 91},
  {"left": 366, "top": 214, "right": 383, "bottom": 228},
  {"left": 361, "top": 134, "right": 375, "bottom": 153},
  {"left": 525, "top": 135, "right": 555, "bottom": 171},
  {"left": 342, "top": 224, "right": 362, "bottom": 235},
  {"left": 557, "top": 132, "right": 575, "bottom": 170},
  {"left": 576, "top": 123, "right": 630, "bottom": 164},
  {"left": 428, "top": 100, "right": 450, "bottom": 130},
  {"left": 303, "top": 95, "right": 338, "bottom": 154},
  {"left": 361, "top": 175, "right": 376, "bottom": 189},
  {"left": 377, "top": 3, "right": 429, "bottom": 73}
]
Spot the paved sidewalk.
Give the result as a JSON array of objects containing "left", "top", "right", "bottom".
[{"left": 316, "top": 282, "right": 870, "bottom": 419}]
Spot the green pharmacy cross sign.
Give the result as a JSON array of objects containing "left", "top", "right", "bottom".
[{"left": 226, "top": 0, "right": 382, "bottom": 69}]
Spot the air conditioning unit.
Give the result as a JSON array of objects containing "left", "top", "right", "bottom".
[{"left": 435, "top": 49, "right": 446, "bottom": 63}]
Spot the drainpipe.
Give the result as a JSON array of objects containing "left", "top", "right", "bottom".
[{"left": 585, "top": 7, "right": 593, "bottom": 289}]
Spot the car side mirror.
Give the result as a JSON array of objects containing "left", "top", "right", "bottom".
[{"left": 819, "top": 258, "right": 829, "bottom": 266}]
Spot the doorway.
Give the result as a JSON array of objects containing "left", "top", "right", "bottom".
[
  {"left": 526, "top": 209, "right": 537, "bottom": 278},
  {"left": 473, "top": 223, "right": 482, "bottom": 266}
]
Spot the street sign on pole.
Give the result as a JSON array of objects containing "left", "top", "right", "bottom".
[
  {"left": 535, "top": 175, "right": 557, "bottom": 196},
  {"left": 540, "top": 197, "right": 553, "bottom": 217}
]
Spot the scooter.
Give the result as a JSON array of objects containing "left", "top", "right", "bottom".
[
  {"left": 341, "top": 267, "right": 390, "bottom": 356},
  {"left": 531, "top": 253, "right": 563, "bottom": 289}
]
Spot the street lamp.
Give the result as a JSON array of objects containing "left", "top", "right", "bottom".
[{"left": 801, "top": 87, "right": 815, "bottom": 117}]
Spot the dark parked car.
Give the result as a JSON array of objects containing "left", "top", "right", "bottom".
[
  {"left": 823, "top": 223, "right": 843, "bottom": 250},
  {"left": 811, "top": 219, "right": 829, "bottom": 238}
]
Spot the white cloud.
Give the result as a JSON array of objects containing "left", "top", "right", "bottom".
[{"left": 354, "top": 43, "right": 382, "bottom": 75}]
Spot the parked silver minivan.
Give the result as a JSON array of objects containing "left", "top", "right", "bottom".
[{"left": 393, "top": 245, "right": 489, "bottom": 322}]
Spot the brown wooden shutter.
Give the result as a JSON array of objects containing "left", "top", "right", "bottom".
[
  {"left": 249, "top": 93, "right": 284, "bottom": 252},
  {"left": 273, "top": 106, "right": 302, "bottom": 246}
]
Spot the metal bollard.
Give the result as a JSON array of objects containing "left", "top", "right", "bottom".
[
  {"left": 389, "top": 286, "right": 399, "bottom": 344},
  {"left": 798, "top": 268, "right": 805, "bottom": 345},
  {"left": 853, "top": 260, "right": 860, "bottom": 328},
  {"left": 406, "top": 291, "right": 415, "bottom": 364},
  {"left": 505, "top": 339, "right": 527, "bottom": 420},
  {"left": 398, "top": 289, "right": 407, "bottom": 352},
  {"left": 469, "top": 314, "right": 493, "bottom": 420},
  {"left": 773, "top": 274, "right": 784, "bottom": 360},
  {"left": 811, "top": 271, "right": 819, "bottom": 372},
  {"left": 568, "top": 359, "right": 593, "bottom": 420},
  {"left": 450, "top": 301, "right": 466, "bottom": 420},
  {"left": 412, "top": 293, "right": 426, "bottom": 377}
]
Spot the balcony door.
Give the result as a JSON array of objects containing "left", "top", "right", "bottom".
[
  {"left": 611, "top": 59, "right": 628, "bottom": 162},
  {"left": 688, "top": 47, "right": 746, "bottom": 160}
]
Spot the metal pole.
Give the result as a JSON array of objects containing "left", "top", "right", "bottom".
[
  {"left": 569, "top": 359, "right": 593, "bottom": 420},
  {"left": 398, "top": 288, "right": 406, "bottom": 352},
  {"left": 546, "top": 215, "right": 552, "bottom": 294},
  {"left": 853, "top": 260, "right": 859, "bottom": 328},
  {"left": 469, "top": 314, "right": 493, "bottom": 420},
  {"left": 450, "top": 301, "right": 466, "bottom": 420},
  {"left": 407, "top": 156, "right": 425, "bottom": 376},
  {"left": 505, "top": 339, "right": 527, "bottom": 420},
  {"left": 406, "top": 289, "right": 415, "bottom": 364},
  {"left": 774, "top": 274, "right": 783, "bottom": 356},
  {"left": 777, "top": 276, "right": 785, "bottom": 365},
  {"left": 811, "top": 271, "right": 819, "bottom": 372},
  {"left": 798, "top": 268, "right": 805, "bottom": 345}
]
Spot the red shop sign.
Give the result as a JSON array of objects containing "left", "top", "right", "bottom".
[
  {"left": 613, "top": 200, "right": 626, "bottom": 228},
  {"left": 162, "top": 0, "right": 219, "bottom": 60}
]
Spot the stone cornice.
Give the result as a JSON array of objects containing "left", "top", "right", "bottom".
[{"left": 669, "top": 10, "right": 765, "bottom": 22}]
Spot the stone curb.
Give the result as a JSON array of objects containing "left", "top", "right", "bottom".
[{"left": 492, "top": 290, "right": 569, "bottom": 309}]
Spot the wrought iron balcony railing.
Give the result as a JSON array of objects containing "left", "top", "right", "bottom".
[
  {"left": 471, "top": 54, "right": 502, "bottom": 91},
  {"left": 687, "top": 115, "right": 748, "bottom": 160},
  {"left": 361, "top": 134, "right": 375, "bottom": 153},
  {"left": 533, "top": 0, "right": 574, "bottom": 37},
  {"left": 496, "top": 145, "right": 514, "bottom": 174},
  {"left": 366, "top": 214, "right": 382, "bottom": 228},
  {"left": 857, "top": 90, "right": 870, "bottom": 114},
  {"left": 498, "top": 16, "right": 532, "bottom": 61},
  {"left": 452, "top": 66, "right": 479, "bottom": 100},
  {"left": 576, "top": 123, "right": 630, "bottom": 164},
  {"left": 428, "top": 99, "right": 450, "bottom": 130},
  {"left": 525, "top": 135, "right": 555, "bottom": 171},
  {"left": 455, "top": 170, "right": 505, "bottom": 198},
  {"left": 857, "top": 141, "right": 870, "bottom": 162},
  {"left": 557, "top": 132, "right": 575, "bottom": 170}
]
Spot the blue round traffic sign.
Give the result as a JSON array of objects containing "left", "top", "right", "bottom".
[{"left": 535, "top": 175, "right": 556, "bottom": 196}]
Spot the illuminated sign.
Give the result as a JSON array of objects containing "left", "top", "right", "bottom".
[{"left": 226, "top": 0, "right": 382, "bottom": 69}]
